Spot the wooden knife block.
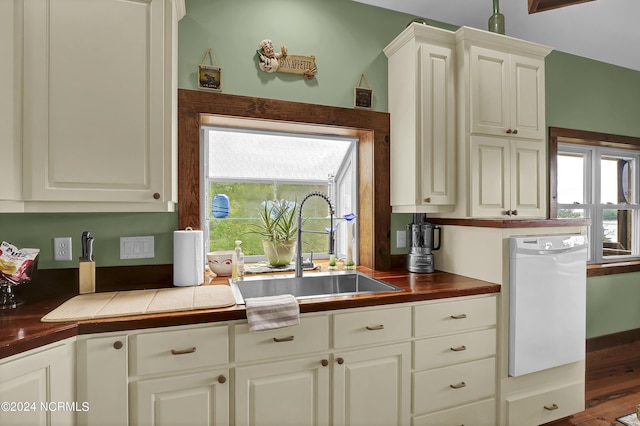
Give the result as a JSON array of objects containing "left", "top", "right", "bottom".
[{"left": 79, "top": 259, "right": 95, "bottom": 294}]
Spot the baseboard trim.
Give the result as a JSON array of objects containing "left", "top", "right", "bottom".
[{"left": 587, "top": 328, "right": 640, "bottom": 352}]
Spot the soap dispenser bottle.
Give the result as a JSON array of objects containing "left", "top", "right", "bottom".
[{"left": 232, "top": 240, "right": 244, "bottom": 281}]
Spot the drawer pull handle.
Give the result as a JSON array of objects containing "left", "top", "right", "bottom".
[
  {"left": 366, "top": 324, "right": 385, "bottom": 331},
  {"left": 450, "top": 314, "right": 467, "bottom": 319},
  {"left": 336, "top": 357, "right": 345, "bottom": 365},
  {"left": 113, "top": 340, "right": 124, "bottom": 350},
  {"left": 217, "top": 375, "right": 226, "bottom": 384},
  {"left": 544, "top": 404, "right": 559, "bottom": 411},
  {"left": 273, "top": 336, "right": 295, "bottom": 343},
  {"left": 171, "top": 347, "right": 196, "bottom": 355},
  {"left": 450, "top": 345, "right": 467, "bottom": 352},
  {"left": 450, "top": 382, "right": 466, "bottom": 389},
  {"left": 321, "top": 359, "right": 329, "bottom": 367}
]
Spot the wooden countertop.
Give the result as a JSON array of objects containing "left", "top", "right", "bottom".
[{"left": 0, "top": 266, "right": 500, "bottom": 360}]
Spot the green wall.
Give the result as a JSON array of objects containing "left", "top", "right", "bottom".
[
  {"left": 545, "top": 50, "right": 640, "bottom": 338},
  {"left": 1, "top": 1, "right": 639, "bottom": 338}
]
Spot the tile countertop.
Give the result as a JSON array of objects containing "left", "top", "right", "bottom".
[{"left": 0, "top": 266, "right": 500, "bottom": 360}]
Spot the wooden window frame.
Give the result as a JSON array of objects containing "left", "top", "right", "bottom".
[
  {"left": 177, "top": 89, "right": 392, "bottom": 270},
  {"left": 549, "top": 126, "right": 640, "bottom": 276}
]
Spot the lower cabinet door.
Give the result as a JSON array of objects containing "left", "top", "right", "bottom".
[
  {"left": 131, "top": 368, "right": 229, "bottom": 426},
  {"left": 333, "top": 343, "right": 411, "bottom": 426},
  {"left": 0, "top": 342, "right": 74, "bottom": 426},
  {"left": 235, "top": 355, "right": 330, "bottom": 426}
]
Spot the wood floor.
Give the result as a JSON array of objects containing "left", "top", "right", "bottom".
[{"left": 546, "top": 335, "right": 640, "bottom": 426}]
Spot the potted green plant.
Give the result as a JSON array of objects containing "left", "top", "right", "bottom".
[{"left": 247, "top": 200, "right": 298, "bottom": 267}]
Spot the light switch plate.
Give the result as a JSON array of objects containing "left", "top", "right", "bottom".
[{"left": 120, "top": 236, "right": 155, "bottom": 259}]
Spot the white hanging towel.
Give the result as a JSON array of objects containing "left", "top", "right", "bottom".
[{"left": 245, "top": 294, "right": 300, "bottom": 332}]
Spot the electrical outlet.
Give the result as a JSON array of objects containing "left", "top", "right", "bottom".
[
  {"left": 54, "top": 237, "right": 73, "bottom": 261},
  {"left": 396, "top": 230, "right": 406, "bottom": 248}
]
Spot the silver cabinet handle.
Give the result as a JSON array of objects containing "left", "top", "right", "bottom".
[
  {"left": 450, "top": 382, "right": 466, "bottom": 389},
  {"left": 171, "top": 347, "right": 196, "bottom": 355},
  {"left": 544, "top": 404, "right": 559, "bottom": 411},
  {"left": 450, "top": 345, "right": 467, "bottom": 352},
  {"left": 450, "top": 314, "right": 467, "bottom": 319},
  {"left": 273, "top": 336, "right": 295, "bottom": 343},
  {"left": 366, "top": 324, "right": 385, "bottom": 331}
]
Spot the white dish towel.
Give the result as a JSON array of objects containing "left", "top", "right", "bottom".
[{"left": 245, "top": 294, "right": 300, "bottom": 333}]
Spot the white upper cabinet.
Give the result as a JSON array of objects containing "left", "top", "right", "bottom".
[
  {"left": 470, "top": 45, "right": 546, "bottom": 140},
  {"left": 0, "top": 1, "right": 23, "bottom": 212},
  {"left": 21, "top": 0, "right": 179, "bottom": 212},
  {"left": 385, "top": 24, "right": 456, "bottom": 214}
]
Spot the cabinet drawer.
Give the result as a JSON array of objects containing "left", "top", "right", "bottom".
[
  {"left": 333, "top": 306, "right": 411, "bottom": 349},
  {"left": 413, "top": 357, "right": 495, "bottom": 415},
  {"left": 506, "top": 382, "right": 585, "bottom": 426},
  {"left": 413, "top": 398, "right": 495, "bottom": 426},
  {"left": 130, "top": 325, "right": 229, "bottom": 376},
  {"left": 234, "top": 315, "right": 329, "bottom": 363},
  {"left": 414, "top": 328, "right": 496, "bottom": 370},
  {"left": 414, "top": 296, "right": 496, "bottom": 337}
]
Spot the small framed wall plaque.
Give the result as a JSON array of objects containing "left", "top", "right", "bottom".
[
  {"left": 198, "top": 48, "right": 222, "bottom": 92},
  {"left": 354, "top": 74, "right": 372, "bottom": 109}
]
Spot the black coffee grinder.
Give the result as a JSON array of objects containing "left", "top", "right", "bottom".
[{"left": 406, "top": 214, "right": 441, "bottom": 273}]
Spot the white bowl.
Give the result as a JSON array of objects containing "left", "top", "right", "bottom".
[{"left": 206, "top": 251, "right": 234, "bottom": 276}]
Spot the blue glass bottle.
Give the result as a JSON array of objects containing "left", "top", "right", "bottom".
[{"left": 212, "top": 194, "right": 230, "bottom": 218}]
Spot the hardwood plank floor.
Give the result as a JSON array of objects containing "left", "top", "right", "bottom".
[{"left": 546, "top": 338, "right": 640, "bottom": 425}]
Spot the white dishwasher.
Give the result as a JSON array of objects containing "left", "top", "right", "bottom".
[{"left": 509, "top": 234, "right": 588, "bottom": 377}]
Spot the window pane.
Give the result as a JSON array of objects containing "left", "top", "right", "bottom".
[
  {"left": 601, "top": 156, "right": 633, "bottom": 204},
  {"left": 557, "top": 153, "right": 584, "bottom": 204},
  {"left": 208, "top": 182, "right": 330, "bottom": 256},
  {"left": 602, "top": 209, "right": 633, "bottom": 257},
  {"left": 557, "top": 208, "right": 586, "bottom": 219}
]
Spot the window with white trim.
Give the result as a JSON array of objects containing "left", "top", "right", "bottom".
[
  {"left": 201, "top": 125, "right": 358, "bottom": 263},
  {"left": 557, "top": 142, "right": 640, "bottom": 263}
]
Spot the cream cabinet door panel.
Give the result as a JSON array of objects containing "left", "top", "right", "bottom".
[
  {"left": 23, "top": 0, "right": 172, "bottom": 205},
  {"left": 0, "top": 0, "right": 23, "bottom": 211},
  {"left": 470, "top": 136, "right": 510, "bottom": 217},
  {"left": 0, "top": 342, "right": 74, "bottom": 426},
  {"left": 333, "top": 343, "right": 411, "bottom": 426},
  {"left": 419, "top": 43, "right": 456, "bottom": 207},
  {"left": 510, "top": 54, "right": 546, "bottom": 140},
  {"left": 131, "top": 369, "right": 229, "bottom": 426},
  {"left": 470, "top": 46, "right": 510, "bottom": 137},
  {"left": 76, "top": 335, "right": 128, "bottom": 426},
  {"left": 511, "top": 140, "right": 546, "bottom": 218},
  {"left": 235, "top": 356, "right": 330, "bottom": 426}
]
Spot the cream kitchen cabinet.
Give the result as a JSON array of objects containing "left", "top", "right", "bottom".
[
  {"left": 469, "top": 45, "right": 546, "bottom": 140},
  {"left": 0, "top": 0, "right": 23, "bottom": 212},
  {"left": 233, "top": 315, "right": 331, "bottom": 426},
  {"left": 234, "top": 307, "right": 411, "bottom": 426},
  {"left": 384, "top": 24, "right": 456, "bottom": 214},
  {"left": 0, "top": 339, "right": 75, "bottom": 426},
  {"left": 469, "top": 135, "right": 546, "bottom": 218},
  {"left": 455, "top": 27, "right": 552, "bottom": 219},
  {"left": 235, "top": 355, "right": 330, "bottom": 426},
  {"left": 332, "top": 306, "right": 412, "bottom": 426},
  {"left": 21, "top": 0, "right": 181, "bottom": 212},
  {"left": 76, "top": 333, "right": 128, "bottom": 426},
  {"left": 412, "top": 295, "right": 498, "bottom": 425},
  {"left": 129, "top": 324, "right": 230, "bottom": 425}
]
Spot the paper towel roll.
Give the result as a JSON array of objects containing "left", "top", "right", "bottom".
[{"left": 173, "top": 228, "right": 204, "bottom": 286}]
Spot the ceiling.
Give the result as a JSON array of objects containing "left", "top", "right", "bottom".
[{"left": 355, "top": 0, "right": 640, "bottom": 72}]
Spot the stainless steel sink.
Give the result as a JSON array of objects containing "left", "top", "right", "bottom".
[{"left": 229, "top": 271, "right": 403, "bottom": 305}]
